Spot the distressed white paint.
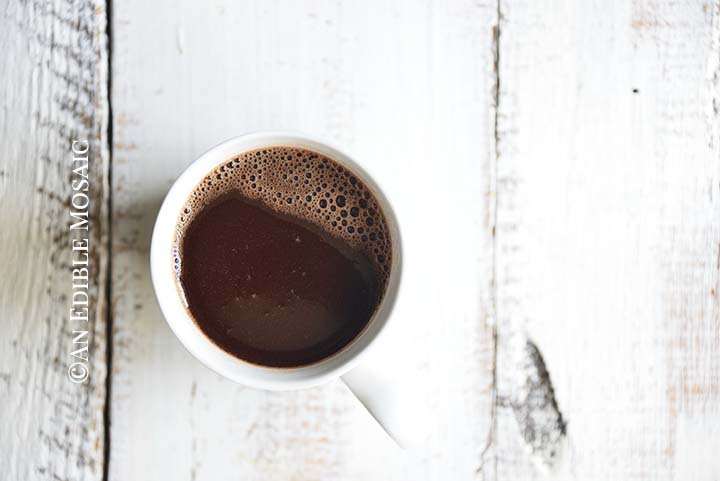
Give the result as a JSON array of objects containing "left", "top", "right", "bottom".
[
  {"left": 0, "top": 1, "right": 110, "bottom": 480},
  {"left": 110, "top": 1, "right": 496, "bottom": 480},
  {"left": 3, "top": 0, "right": 719, "bottom": 479},
  {"left": 673, "top": 413, "right": 720, "bottom": 481},
  {"left": 495, "top": 0, "right": 720, "bottom": 479}
]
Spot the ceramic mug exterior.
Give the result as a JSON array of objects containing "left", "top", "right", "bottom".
[{"left": 150, "top": 132, "right": 402, "bottom": 391}]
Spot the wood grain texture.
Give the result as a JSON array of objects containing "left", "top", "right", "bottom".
[
  {"left": 494, "top": 0, "right": 720, "bottom": 479},
  {"left": 2, "top": 0, "right": 712, "bottom": 478},
  {"left": 0, "top": 1, "right": 109, "bottom": 480},
  {"left": 110, "top": 1, "right": 497, "bottom": 480}
]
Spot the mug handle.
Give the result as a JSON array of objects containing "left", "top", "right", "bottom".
[{"left": 341, "top": 361, "right": 430, "bottom": 448}]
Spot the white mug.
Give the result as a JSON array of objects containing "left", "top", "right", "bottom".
[{"left": 150, "top": 132, "right": 425, "bottom": 447}]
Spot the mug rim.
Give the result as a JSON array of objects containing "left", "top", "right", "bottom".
[{"left": 149, "top": 131, "right": 402, "bottom": 390}]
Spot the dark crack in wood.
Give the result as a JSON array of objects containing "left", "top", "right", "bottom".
[{"left": 511, "top": 339, "right": 567, "bottom": 470}]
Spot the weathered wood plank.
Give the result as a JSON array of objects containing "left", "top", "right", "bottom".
[
  {"left": 0, "top": 1, "right": 110, "bottom": 480},
  {"left": 110, "top": 0, "right": 497, "bottom": 479},
  {"left": 495, "top": 0, "right": 720, "bottom": 478}
]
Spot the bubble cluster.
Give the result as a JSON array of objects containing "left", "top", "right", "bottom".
[{"left": 174, "top": 146, "right": 392, "bottom": 283}]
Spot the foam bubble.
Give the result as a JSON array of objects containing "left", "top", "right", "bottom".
[{"left": 174, "top": 146, "right": 392, "bottom": 284}]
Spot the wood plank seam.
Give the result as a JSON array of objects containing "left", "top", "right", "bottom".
[
  {"left": 477, "top": 0, "right": 502, "bottom": 478},
  {"left": 102, "top": 0, "right": 114, "bottom": 480}
]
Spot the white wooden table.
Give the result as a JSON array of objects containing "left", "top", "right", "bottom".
[{"left": 2, "top": 1, "right": 719, "bottom": 480}]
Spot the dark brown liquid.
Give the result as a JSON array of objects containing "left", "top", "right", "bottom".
[
  {"left": 175, "top": 146, "right": 392, "bottom": 367},
  {"left": 179, "top": 192, "right": 381, "bottom": 367}
]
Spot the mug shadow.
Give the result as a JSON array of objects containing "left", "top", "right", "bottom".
[
  {"left": 110, "top": 179, "right": 198, "bottom": 366},
  {"left": 107, "top": 150, "right": 419, "bottom": 478}
]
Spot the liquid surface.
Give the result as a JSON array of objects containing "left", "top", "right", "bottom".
[
  {"left": 175, "top": 146, "right": 392, "bottom": 367},
  {"left": 175, "top": 146, "right": 391, "bottom": 280},
  {"left": 179, "top": 192, "right": 381, "bottom": 367}
]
